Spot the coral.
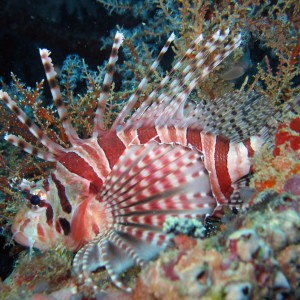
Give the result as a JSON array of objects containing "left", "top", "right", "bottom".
[
  {"left": 273, "top": 116, "right": 300, "bottom": 155},
  {"left": 163, "top": 216, "right": 206, "bottom": 238},
  {"left": 0, "top": 0, "right": 299, "bottom": 298},
  {"left": 133, "top": 183, "right": 300, "bottom": 300},
  {"left": 277, "top": 245, "right": 300, "bottom": 298},
  {"left": 96, "top": 0, "right": 154, "bottom": 20},
  {"left": 1, "top": 249, "right": 73, "bottom": 299},
  {"left": 249, "top": 1, "right": 300, "bottom": 103},
  {"left": 283, "top": 175, "right": 300, "bottom": 196},
  {"left": 252, "top": 115, "right": 300, "bottom": 193}
]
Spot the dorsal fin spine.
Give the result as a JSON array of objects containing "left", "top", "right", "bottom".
[
  {"left": 93, "top": 31, "right": 124, "bottom": 137},
  {"left": 0, "top": 90, "right": 65, "bottom": 156},
  {"left": 39, "top": 49, "right": 79, "bottom": 145},
  {"left": 110, "top": 32, "right": 176, "bottom": 131},
  {"left": 4, "top": 134, "right": 56, "bottom": 161},
  {"left": 126, "top": 33, "right": 205, "bottom": 126},
  {"left": 121, "top": 29, "right": 242, "bottom": 130}
]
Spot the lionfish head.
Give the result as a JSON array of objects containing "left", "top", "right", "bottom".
[{"left": 11, "top": 179, "right": 59, "bottom": 250}]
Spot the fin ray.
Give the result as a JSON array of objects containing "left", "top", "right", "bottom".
[
  {"left": 0, "top": 90, "right": 65, "bottom": 156},
  {"left": 74, "top": 141, "right": 216, "bottom": 291},
  {"left": 40, "top": 49, "right": 80, "bottom": 145}
]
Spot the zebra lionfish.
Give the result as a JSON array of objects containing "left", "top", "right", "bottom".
[{"left": 0, "top": 29, "right": 274, "bottom": 292}]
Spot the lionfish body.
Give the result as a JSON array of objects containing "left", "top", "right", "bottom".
[{"left": 0, "top": 30, "right": 274, "bottom": 291}]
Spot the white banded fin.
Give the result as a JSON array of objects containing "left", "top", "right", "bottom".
[{"left": 72, "top": 141, "right": 216, "bottom": 291}]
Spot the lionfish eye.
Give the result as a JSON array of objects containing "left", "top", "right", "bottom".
[{"left": 30, "top": 194, "right": 41, "bottom": 205}]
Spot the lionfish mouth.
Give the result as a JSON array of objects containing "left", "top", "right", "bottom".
[{"left": 12, "top": 207, "right": 58, "bottom": 251}]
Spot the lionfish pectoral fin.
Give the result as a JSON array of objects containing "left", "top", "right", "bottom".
[
  {"left": 73, "top": 141, "right": 216, "bottom": 291},
  {"left": 74, "top": 242, "right": 135, "bottom": 291},
  {"left": 90, "top": 141, "right": 216, "bottom": 291},
  {"left": 73, "top": 231, "right": 140, "bottom": 292},
  {"left": 73, "top": 238, "right": 104, "bottom": 278}
]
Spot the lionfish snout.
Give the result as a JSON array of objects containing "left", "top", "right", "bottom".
[{"left": 11, "top": 181, "right": 58, "bottom": 250}]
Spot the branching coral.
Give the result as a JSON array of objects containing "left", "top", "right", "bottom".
[
  {"left": 95, "top": 0, "right": 299, "bottom": 101},
  {"left": 134, "top": 184, "right": 300, "bottom": 300},
  {"left": 0, "top": 0, "right": 299, "bottom": 298}
]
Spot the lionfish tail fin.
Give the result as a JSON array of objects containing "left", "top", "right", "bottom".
[
  {"left": 185, "top": 91, "right": 278, "bottom": 143},
  {"left": 259, "top": 93, "right": 300, "bottom": 148},
  {"left": 73, "top": 141, "right": 216, "bottom": 291},
  {"left": 190, "top": 92, "right": 300, "bottom": 148},
  {"left": 282, "top": 94, "right": 300, "bottom": 116}
]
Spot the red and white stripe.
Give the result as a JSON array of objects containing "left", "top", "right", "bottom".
[
  {"left": 93, "top": 32, "right": 124, "bottom": 136},
  {"left": 0, "top": 27, "right": 265, "bottom": 293},
  {"left": 40, "top": 49, "right": 80, "bottom": 145},
  {"left": 101, "top": 125, "right": 262, "bottom": 207}
]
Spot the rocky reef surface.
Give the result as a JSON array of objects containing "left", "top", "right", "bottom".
[
  {"left": 133, "top": 180, "right": 300, "bottom": 300},
  {"left": 0, "top": 113, "right": 300, "bottom": 299},
  {"left": 133, "top": 117, "right": 300, "bottom": 300}
]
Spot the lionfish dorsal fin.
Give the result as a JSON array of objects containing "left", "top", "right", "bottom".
[
  {"left": 40, "top": 49, "right": 80, "bottom": 145},
  {"left": 93, "top": 31, "right": 124, "bottom": 137},
  {"left": 116, "top": 29, "right": 241, "bottom": 132},
  {"left": 73, "top": 141, "right": 216, "bottom": 291},
  {"left": 0, "top": 91, "right": 65, "bottom": 160},
  {"left": 4, "top": 133, "right": 56, "bottom": 161},
  {"left": 281, "top": 94, "right": 300, "bottom": 118},
  {"left": 110, "top": 32, "right": 176, "bottom": 132},
  {"left": 0, "top": 48, "right": 85, "bottom": 159},
  {"left": 184, "top": 91, "right": 279, "bottom": 142}
]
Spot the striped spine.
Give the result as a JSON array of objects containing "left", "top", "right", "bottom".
[
  {"left": 0, "top": 91, "right": 65, "bottom": 159},
  {"left": 0, "top": 27, "right": 272, "bottom": 293},
  {"left": 111, "top": 32, "right": 176, "bottom": 130},
  {"left": 40, "top": 49, "right": 80, "bottom": 145},
  {"left": 93, "top": 32, "right": 124, "bottom": 137}
]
